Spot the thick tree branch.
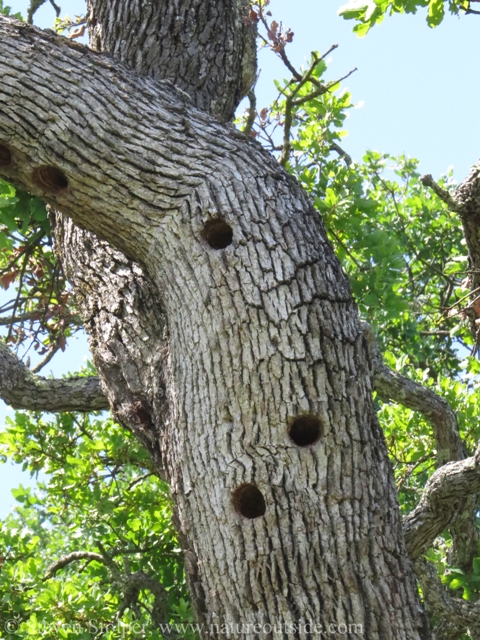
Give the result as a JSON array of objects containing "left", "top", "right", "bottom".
[
  {"left": 403, "top": 446, "right": 480, "bottom": 559},
  {"left": 0, "top": 340, "right": 108, "bottom": 412},
  {"left": 44, "top": 547, "right": 169, "bottom": 630},
  {"left": 0, "top": 18, "right": 262, "bottom": 265},
  {"left": 454, "top": 162, "right": 480, "bottom": 293},
  {"left": 422, "top": 164, "right": 480, "bottom": 340},
  {"left": 53, "top": 221, "right": 166, "bottom": 474},
  {"left": 87, "top": 0, "right": 256, "bottom": 122}
]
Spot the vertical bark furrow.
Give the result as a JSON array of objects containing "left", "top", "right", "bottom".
[{"left": 53, "top": 217, "right": 168, "bottom": 473}]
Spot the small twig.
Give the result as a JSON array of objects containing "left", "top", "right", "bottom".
[
  {"left": 396, "top": 454, "right": 433, "bottom": 492},
  {"left": 27, "top": 0, "right": 47, "bottom": 24},
  {"left": 329, "top": 229, "right": 366, "bottom": 271},
  {"left": 30, "top": 342, "right": 61, "bottom": 373},
  {"left": 277, "top": 46, "right": 302, "bottom": 81},
  {"left": 292, "top": 68, "right": 356, "bottom": 108},
  {"left": 6, "top": 247, "right": 34, "bottom": 345},
  {"left": 419, "top": 330, "right": 453, "bottom": 336},
  {"left": 125, "top": 471, "right": 154, "bottom": 492},
  {"left": 440, "top": 285, "right": 480, "bottom": 317}
]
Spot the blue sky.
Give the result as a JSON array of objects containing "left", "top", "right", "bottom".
[{"left": 2, "top": 0, "right": 480, "bottom": 515}]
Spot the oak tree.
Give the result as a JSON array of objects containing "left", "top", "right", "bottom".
[{"left": 1, "top": 1, "right": 480, "bottom": 639}]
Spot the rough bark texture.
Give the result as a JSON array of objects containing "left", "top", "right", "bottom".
[
  {"left": 51, "top": 218, "right": 168, "bottom": 474},
  {"left": 423, "top": 164, "right": 480, "bottom": 340},
  {"left": 0, "top": 11, "right": 431, "bottom": 639},
  {"left": 455, "top": 162, "right": 480, "bottom": 296},
  {"left": 86, "top": 0, "right": 257, "bottom": 122}
]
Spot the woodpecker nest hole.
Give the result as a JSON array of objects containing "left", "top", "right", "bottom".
[
  {"left": 233, "top": 483, "right": 266, "bottom": 519},
  {"left": 202, "top": 219, "right": 233, "bottom": 249},
  {"left": 0, "top": 144, "right": 12, "bottom": 167},
  {"left": 288, "top": 415, "right": 322, "bottom": 447},
  {"left": 32, "top": 165, "right": 69, "bottom": 193}
]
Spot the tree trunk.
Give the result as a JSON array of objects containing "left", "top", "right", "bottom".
[{"left": 0, "top": 4, "right": 430, "bottom": 637}]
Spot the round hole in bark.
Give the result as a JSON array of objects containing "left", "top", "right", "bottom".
[
  {"left": 202, "top": 219, "right": 233, "bottom": 249},
  {"left": 0, "top": 144, "right": 12, "bottom": 167},
  {"left": 32, "top": 165, "right": 69, "bottom": 193},
  {"left": 288, "top": 415, "right": 322, "bottom": 447},
  {"left": 233, "top": 483, "right": 266, "bottom": 519}
]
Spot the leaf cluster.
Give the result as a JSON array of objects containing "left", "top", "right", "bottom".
[{"left": 338, "top": 0, "right": 476, "bottom": 33}]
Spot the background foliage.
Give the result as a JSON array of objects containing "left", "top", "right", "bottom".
[{"left": 338, "top": 0, "right": 479, "bottom": 33}]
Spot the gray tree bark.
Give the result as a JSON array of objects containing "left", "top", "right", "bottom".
[{"left": 0, "top": 5, "right": 431, "bottom": 638}]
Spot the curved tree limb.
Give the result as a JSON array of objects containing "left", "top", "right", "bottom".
[
  {"left": 403, "top": 446, "right": 480, "bottom": 559},
  {"left": 44, "top": 551, "right": 104, "bottom": 579},
  {"left": 422, "top": 163, "right": 480, "bottom": 342},
  {"left": 0, "top": 17, "right": 262, "bottom": 266},
  {"left": 0, "top": 340, "right": 108, "bottom": 412},
  {"left": 362, "top": 322, "right": 465, "bottom": 466},
  {"left": 420, "top": 174, "right": 463, "bottom": 213}
]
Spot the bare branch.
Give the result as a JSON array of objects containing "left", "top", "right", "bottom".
[
  {"left": 403, "top": 446, "right": 480, "bottom": 559},
  {"left": 95, "top": 541, "right": 169, "bottom": 630},
  {"left": 243, "top": 89, "right": 257, "bottom": 138},
  {"left": 30, "top": 342, "right": 61, "bottom": 374},
  {"left": 49, "top": 0, "right": 61, "bottom": 17},
  {"left": 0, "top": 311, "right": 82, "bottom": 326},
  {"left": 44, "top": 546, "right": 170, "bottom": 631},
  {"left": 0, "top": 341, "right": 108, "bottom": 412},
  {"left": 27, "top": 0, "right": 47, "bottom": 24},
  {"left": 44, "top": 551, "right": 104, "bottom": 579},
  {"left": 329, "top": 141, "right": 352, "bottom": 167}
]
